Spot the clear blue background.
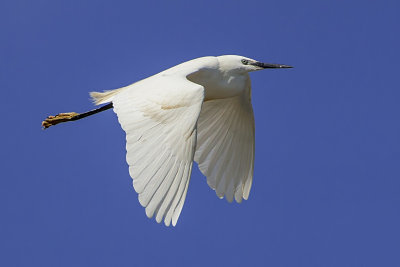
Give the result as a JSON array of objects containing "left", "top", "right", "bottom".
[{"left": 1, "top": 0, "right": 399, "bottom": 266}]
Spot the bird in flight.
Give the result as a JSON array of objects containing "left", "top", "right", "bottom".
[{"left": 42, "top": 55, "right": 292, "bottom": 226}]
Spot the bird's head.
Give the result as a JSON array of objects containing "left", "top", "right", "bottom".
[{"left": 217, "top": 55, "right": 293, "bottom": 74}]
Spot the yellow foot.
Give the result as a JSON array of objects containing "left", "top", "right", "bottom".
[{"left": 42, "top": 112, "right": 80, "bottom": 129}]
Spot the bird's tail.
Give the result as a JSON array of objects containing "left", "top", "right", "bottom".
[{"left": 90, "top": 88, "right": 122, "bottom": 105}]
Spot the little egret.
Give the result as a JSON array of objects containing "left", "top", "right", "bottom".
[{"left": 42, "top": 55, "right": 292, "bottom": 226}]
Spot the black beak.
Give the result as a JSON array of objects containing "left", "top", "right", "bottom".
[{"left": 251, "top": 62, "right": 293, "bottom": 69}]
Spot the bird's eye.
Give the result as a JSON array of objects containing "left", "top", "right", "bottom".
[{"left": 241, "top": 59, "right": 249, "bottom": 65}]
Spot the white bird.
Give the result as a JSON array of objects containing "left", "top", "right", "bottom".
[{"left": 42, "top": 55, "right": 292, "bottom": 226}]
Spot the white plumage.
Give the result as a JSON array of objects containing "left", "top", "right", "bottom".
[{"left": 88, "top": 55, "right": 292, "bottom": 226}]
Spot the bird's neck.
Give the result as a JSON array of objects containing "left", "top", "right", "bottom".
[{"left": 188, "top": 69, "right": 249, "bottom": 101}]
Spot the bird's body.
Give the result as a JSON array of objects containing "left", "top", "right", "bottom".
[
  {"left": 92, "top": 56, "right": 250, "bottom": 104},
  {"left": 43, "top": 55, "right": 292, "bottom": 226}
]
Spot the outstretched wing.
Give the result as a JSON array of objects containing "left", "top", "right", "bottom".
[
  {"left": 112, "top": 75, "right": 204, "bottom": 226},
  {"left": 194, "top": 82, "right": 255, "bottom": 203}
]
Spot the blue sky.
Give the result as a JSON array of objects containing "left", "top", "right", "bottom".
[{"left": 1, "top": 0, "right": 399, "bottom": 266}]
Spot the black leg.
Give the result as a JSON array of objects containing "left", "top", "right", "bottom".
[{"left": 42, "top": 103, "right": 113, "bottom": 129}]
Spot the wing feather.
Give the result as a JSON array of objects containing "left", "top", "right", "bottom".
[
  {"left": 194, "top": 84, "right": 255, "bottom": 203},
  {"left": 112, "top": 75, "right": 204, "bottom": 226}
]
